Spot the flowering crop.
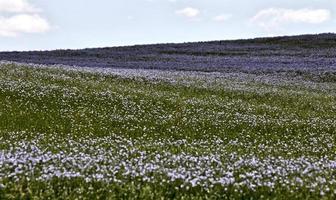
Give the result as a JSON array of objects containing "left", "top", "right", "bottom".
[
  {"left": 0, "top": 58, "right": 335, "bottom": 199},
  {"left": 0, "top": 33, "right": 336, "bottom": 78}
]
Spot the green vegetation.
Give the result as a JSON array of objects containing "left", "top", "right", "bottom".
[{"left": 0, "top": 63, "right": 335, "bottom": 199}]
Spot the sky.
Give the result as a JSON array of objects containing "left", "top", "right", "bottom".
[{"left": 0, "top": 0, "right": 335, "bottom": 51}]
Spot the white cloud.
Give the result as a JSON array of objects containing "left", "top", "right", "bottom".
[
  {"left": 251, "top": 8, "right": 331, "bottom": 31},
  {"left": 212, "top": 14, "right": 231, "bottom": 22},
  {"left": 0, "top": 14, "right": 50, "bottom": 37},
  {"left": 0, "top": 0, "right": 38, "bottom": 13},
  {"left": 176, "top": 7, "right": 200, "bottom": 18},
  {"left": 0, "top": 0, "right": 51, "bottom": 37}
]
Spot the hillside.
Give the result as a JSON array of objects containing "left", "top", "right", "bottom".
[
  {"left": 1, "top": 33, "right": 336, "bottom": 73},
  {"left": 0, "top": 33, "right": 336, "bottom": 199}
]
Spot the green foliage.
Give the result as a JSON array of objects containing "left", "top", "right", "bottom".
[{"left": 0, "top": 63, "right": 335, "bottom": 199}]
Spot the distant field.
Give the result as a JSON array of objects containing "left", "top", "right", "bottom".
[
  {"left": 0, "top": 60, "right": 335, "bottom": 199},
  {"left": 1, "top": 33, "right": 336, "bottom": 73}
]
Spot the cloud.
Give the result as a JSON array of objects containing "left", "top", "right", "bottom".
[
  {"left": 251, "top": 8, "right": 331, "bottom": 31},
  {"left": 176, "top": 7, "right": 200, "bottom": 18},
  {"left": 212, "top": 14, "right": 231, "bottom": 22},
  {"left": 0, "top": 14, "right": 50, "bottom": 37},
  {"left": 0, "top": 0, "right": 38, "bottom": 13},
  {"left": 0, "top": 0, "right": 51, "bottom": 37}
]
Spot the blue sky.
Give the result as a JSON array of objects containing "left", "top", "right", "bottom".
[{"left": 0, "top": 0, "right": 335, "bottom": 51}]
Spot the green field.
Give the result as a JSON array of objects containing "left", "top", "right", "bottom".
[{"left": 0, "top": 62, "right": 336, "bottom": 199}]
